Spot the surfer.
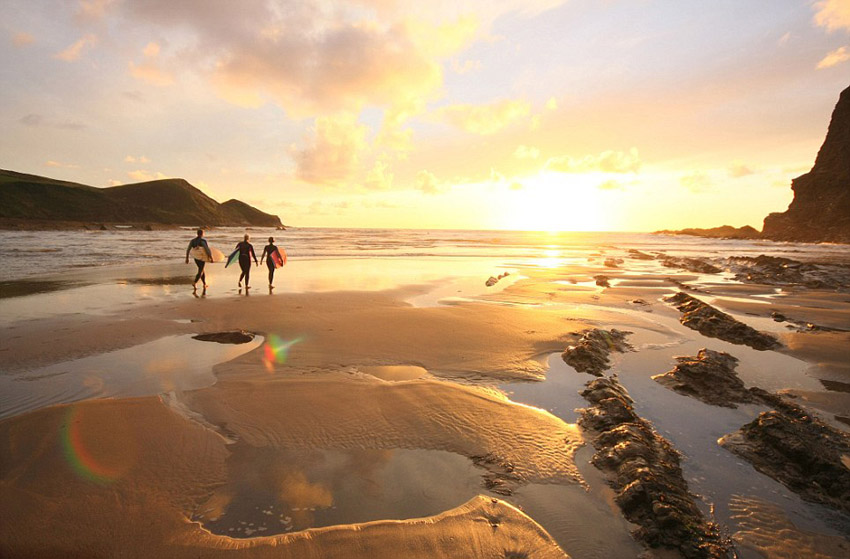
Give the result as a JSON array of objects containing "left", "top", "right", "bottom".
[
  {"left": 235, "top": 233, "right": 258, "bottom": 289},
  {"left": 185, "top": 229, "right": 212, "bottom": 290},
  {"left": 260, "top": 237, "right": 280, "bottom": 289}
]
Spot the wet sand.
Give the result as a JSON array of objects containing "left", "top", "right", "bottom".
[{"left": 1, "top": 253, "right": 849, "bottom": 558}]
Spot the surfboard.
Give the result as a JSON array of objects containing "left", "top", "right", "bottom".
[
  {"left": 189, "top": 246, "right": 225, "bottom": 263},
  {"left": 224, "top": 249, "right": 240, "bottom": 268},
  {"left": 271, "top": 247, "right": 287, "bottom": 268}
]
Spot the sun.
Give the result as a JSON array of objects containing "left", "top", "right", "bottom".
[{"left": 500, "top": 172, "right": 608, "bottom": 232}]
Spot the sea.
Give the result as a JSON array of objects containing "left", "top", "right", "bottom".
[{"left": 2, "top": 227, "right": 850, "bottom": 282}]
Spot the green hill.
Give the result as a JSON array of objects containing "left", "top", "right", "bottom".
[{"left": 0, "top": 170, "right": 282, "bottom": 227}]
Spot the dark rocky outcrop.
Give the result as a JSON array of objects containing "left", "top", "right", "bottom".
[
  {"left": 664, "top": 292, "right": 780, "bottom": 351},
  {"left": 762, "top": 86, "right": 850, "bottom": 243},
  {"left": 579, "top": 377, "right": 731, "bottom": 558},
  {"left": 725, "top": 255, "right": 850, "bottom": 290},
  {"left": 562, "top": 329, "right": 632, "bottom": 376},
  {"left": 656, "top": 225, "right": 761, "bottom": 240},
  {"left": 652, "top": 349, "right": 759, "bottom": 408},
  {"left": 192, "top": 331, "right": 255, "bottom": 344},
  {"left": 628, "top": 249, "right": 655, "bottom": 260},
  {"left": 660, "top": 256, "right": 722, "bottom": 275},
  {"left": 0, "top": 169, "right": 282, "bottom": 228},
  {"left": 719, "top": 410, "right": 850, "bottom": 514}
]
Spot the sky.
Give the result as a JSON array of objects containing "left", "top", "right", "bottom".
[{"left": 1, "top": 0, "right": 849, "bottom": 231}]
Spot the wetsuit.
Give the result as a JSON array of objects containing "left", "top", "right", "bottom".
[
  {"left": 187, "top": 237, "right": 211, "bottom": 285},
  {"left": 262, "top": 243, "right": 278, "bottom": 284},
  {"left": 236, "top": 241, "right": 257, "bottom": 287}
]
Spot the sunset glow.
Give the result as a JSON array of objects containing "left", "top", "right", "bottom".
[{"left": 1, "top": 1, "right": 848, "bottom": 231}]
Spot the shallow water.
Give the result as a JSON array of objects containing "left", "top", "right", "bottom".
[
  {"left": 194, "top": 446, "right": 489, "bottom": 538},
  {"left": 3, "top": 228, "right": 850, "bottom": 282},
  {"left": 0, "top": 333, "right": 262, "bottom": 419}
]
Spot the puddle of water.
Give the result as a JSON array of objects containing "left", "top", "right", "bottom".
[
  {"left": 194, "top": 446, "right": 489, "bottom": 537},
  {"left": 0, "top": 334, "right": 262, "bottom": 419}
]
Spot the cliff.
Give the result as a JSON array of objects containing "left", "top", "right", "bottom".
[
  {"left": 0, "top": 170, "right": 283, "bottom": 228},
  {"left": 762, "top": 85, "right": 850, "bottom": 243}
]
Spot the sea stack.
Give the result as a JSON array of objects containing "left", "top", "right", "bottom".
[{"left": 762, "top": 85, "right": 850, "bottom": 243}]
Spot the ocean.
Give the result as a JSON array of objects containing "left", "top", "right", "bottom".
[{"left": 2, "top": 227, "right": 850, "bottom": 282}]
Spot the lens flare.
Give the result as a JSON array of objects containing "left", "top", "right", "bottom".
[
  {"left": 61, "top": 406, "right": 129, "bottom": 485},
  {"left": 262, "top": 335, "right": 302, "bottom": 372}
]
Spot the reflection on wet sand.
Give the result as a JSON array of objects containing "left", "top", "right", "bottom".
[{"left": 195, "top": 446, "right": 486, "bottom": 537}]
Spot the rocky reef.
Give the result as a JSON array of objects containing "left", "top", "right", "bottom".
[
  {"left": 561, "top": 329, "right": 632, "bottom": 376},
  {"left": 725, "top": 255, "right": 850, "bottom": 290},
  {"left": 579, "top": 377, "right": 731, "bottom": 558},
  {"left": 762, "top": 85, "right": 850, "bottom": 243},
  {"left": 656, "top": 225, "right": 761, "bottom": 240},
  {"left": 652, "top": 349, "right": 761, "bottom": 408},
  {"left": 664, "top": 292, "right": 780, "bottom": 351},
  {"left": 720, "top": 410, "right": 850, "bottom": 514}
]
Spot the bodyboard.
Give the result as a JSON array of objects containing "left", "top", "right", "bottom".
[
  {"left": 224, "top": 249, "right": 240, "bottom": 268},
  {"left": 271, "top": 248, "right": 287, "bottom": 268}
]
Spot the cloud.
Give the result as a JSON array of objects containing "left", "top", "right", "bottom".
[
  {"left": 545, "top": 97, "right": 558, "bottom": 110},
  {"left": 597, "top": 179, "right": 623, "bottom": 190},
  {"left": 54, "top": 34, "right": 97, "bottom": 62},
  {"left": 20, "top": 114, "right": 87, "bottom": 130},
  {"left": 545, "top": 148, "right": 641, "bottom": 174},
  {"left": 120, "top": 1, "right": 479, "bottom": 116},
  {"left": 76, "top": 0, "right": 117, "bottom": 22},
  {"left": 124, "top": 155, "right": 150, "bottom": 163},
  {"left": 513, "top": 145, "right": 540, "bottom": 160},
  {"left": 293, "top": 114, "right": 369, "bottom": 186},
  {"left": 45, "top": 160, "right": 80, "bottom": 169},
  {"left": 813, "top": 0, "right": 850, "bottom": 33},
  {"left": 128, "top": 41, "right": 174, "bottom": 86},
  {"left": 728, "top": 162, "right": 755, "bottom": 178},
  {"left": 128, "top": 170, "right": 168, "bottom": 181},
  {"left": 679, "top": 171, "right": 711, "bottom": 193},
  {"left": 364, "top": 158, "right": 394, "bottom": 190},
  {"left": 415, "top": 170, "right": 446, "bottom": 194},
  {"left": 11, "top": 32, "right": 35, "bottom": 47},
  {"left": 437, "top": 99, "right": 531, "bottom": 135},
  {"left": 817, "top": 46, "right": 850, "bottom": 69}
]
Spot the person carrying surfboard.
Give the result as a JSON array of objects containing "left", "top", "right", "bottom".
[
  {"left": 260, "top": 236, "right": 282, "bottom": 289},
  {"left": 235, "top": 233, "right": 259, "bottom": 289},
  {"left": 185, "top": 229, "right": 212, "bottom": 290}
]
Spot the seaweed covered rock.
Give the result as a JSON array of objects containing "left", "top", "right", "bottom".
[
  {"left": 579, "top": 377, "right": 731, "bottom": 558},
  {"left": 664, "top": 292, "right": 779, "bottom": 351},
  {"left": 660, "top": 257, "right": 722, "bottom": 275},
  {"left": 719, "top": 410, "right": 850, "bottom": 514},
  {"left": 561, "top": 329, "right": 632, "bottom": 376},
  {"left": 652, "top": 349, "right": 761, "bottom": 408},
  {"left": 725, "top": 255, "right": 850, "bottom": 290}
]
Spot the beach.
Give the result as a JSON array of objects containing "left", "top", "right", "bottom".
[{"left": 1, "top": 229, "right": 849, "bottom": 558}]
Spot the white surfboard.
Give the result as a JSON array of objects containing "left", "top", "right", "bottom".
[{"left": 189, "top": 246, "right": 225, "bottom": 263}]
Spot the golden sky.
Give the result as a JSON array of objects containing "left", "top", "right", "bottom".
[{"left": 2, "top": 0, "right": 849, "bottom": 231}]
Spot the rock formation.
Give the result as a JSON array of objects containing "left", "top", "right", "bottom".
[
  {"left": 664, "top": 292, "right": 780, "bottom": 351},
  {"left": 579, "top": 377, "right": 731, "bottom": 558},
  {"left": 762, "top": 85, "right": 850, "bottom": 243},
  {"left": 562, "top": 329, "right": 632, "bottom": 376}
]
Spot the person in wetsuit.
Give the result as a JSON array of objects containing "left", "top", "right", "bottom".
[
  {"left": 260, "top": 236, "right": 280, "bottom": 289},
  {"left": 235, "top": 233, "right": 258, "bottom": 289},
  {"left": 185, "top": 229, "right": 212, "bottom": 290}
]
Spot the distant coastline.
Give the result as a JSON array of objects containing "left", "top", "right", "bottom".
[{"left": 0, "top": 169, "right": 284, "bottom": 230}]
